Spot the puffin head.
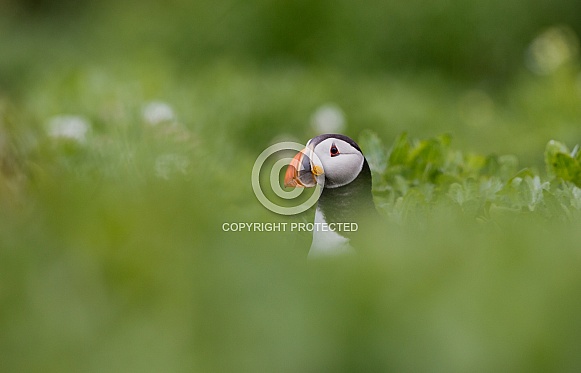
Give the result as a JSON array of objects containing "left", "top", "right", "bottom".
[{"left": 284, "top": 134, "right": 366, "bottom": 190}]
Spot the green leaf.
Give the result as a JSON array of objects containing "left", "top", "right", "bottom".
[
  {"left": 447, "top": 183, "right": 465, "bottom": 206},
  {"left": 552, "top": 153, "right": 581, "bottom": 187},
  {"left": 406, "top": 135, "right": 451, "bottom": 182},
  {"left": 571, "top": 145, "right": 581, "bottom": 162},
  {"left": 387, "top": 132, "right": 410, "bottom": 166},
  {"left": 545, "top": 139, "right": 570, "bottom": 179},
  {"left": 545, "top": 139, "right": 570, "bottom": 156},
  {"left": 544, "top": 139, "right": 581, "bottom": 187},
  {"left": 359, "top": 130, "right": 387, "bottom": 174}
]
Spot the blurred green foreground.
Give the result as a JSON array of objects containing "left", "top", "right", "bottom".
[{"left": 2, "top": 0, "right": 581, "bottom": 371}]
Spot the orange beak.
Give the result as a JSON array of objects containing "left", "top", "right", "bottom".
[
  {"left": 284, "top": 148, "right": 323, "bottom": 188},
  {"left": 284, "top": 149, "right": 307, "bottom": 187}
]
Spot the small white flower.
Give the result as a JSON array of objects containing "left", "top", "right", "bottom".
[
  {"left": 142, "top": 101, "right": 176, "bottom": 126},
  {"left": 526, "top": 25, "right": 579, "bottom": 75},
  {"left": 47, "top": 115, "right": 90, "bottom": 143},
  {"left": 310, "top": 104, "right": 346, "bottom": 134}
]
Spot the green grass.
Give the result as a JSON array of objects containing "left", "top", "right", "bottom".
[{"left": 2, "top": 2, "right": 581, "bottom": 371}]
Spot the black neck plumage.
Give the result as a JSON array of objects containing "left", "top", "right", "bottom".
[{"left": 316, "top": 159, "right": 376, "bottom": 228}]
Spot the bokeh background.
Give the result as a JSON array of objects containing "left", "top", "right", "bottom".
[{"left": 2, "top": 0, "right": 581, "bottom": 371}]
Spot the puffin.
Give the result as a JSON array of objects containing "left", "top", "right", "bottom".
[{"left": 284, "top": 134, "right": 377, "bottom": 257}]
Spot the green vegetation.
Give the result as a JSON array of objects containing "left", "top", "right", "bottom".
[
  {"left": 2, "top": 0, "right": 581, "bottom": 372},
  {"left": 360, "top": 131, "right": 581, "bottom": 223}
]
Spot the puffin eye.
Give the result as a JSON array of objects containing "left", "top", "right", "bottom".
[{"left": 330, "top": 144, "right": 340, "bottom": 157}]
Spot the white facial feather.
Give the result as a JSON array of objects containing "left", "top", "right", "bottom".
[{"left": 312, "top": 138, "right": 364, "bottom": 188}]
